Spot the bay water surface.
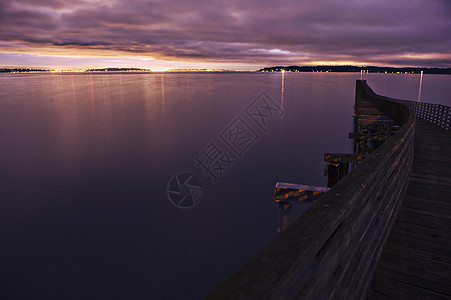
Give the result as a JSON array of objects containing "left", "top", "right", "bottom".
[{"left": 0, "top": 72, "right": 449, "bottom": 299}]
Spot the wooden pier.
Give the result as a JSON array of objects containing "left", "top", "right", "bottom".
[{"left": 207, "top": 80, "right": 450, "bottom": 299}]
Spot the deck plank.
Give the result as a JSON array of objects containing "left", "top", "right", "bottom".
[{"left": 368, "top": 118, "right": 451, "bottom": 298}]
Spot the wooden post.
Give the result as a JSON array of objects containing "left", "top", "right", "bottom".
[
  {"left": 277, "top": 202, "right": 292, "bottom": 233},
  {"left": 327, "top": 163, "right": 339, "bottom": 187},
  {"left": 339, "top": 162, "right": 349, "bottom": 180}
]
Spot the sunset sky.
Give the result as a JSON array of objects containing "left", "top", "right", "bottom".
[{"left": 1, "top": 0, "right": 450, "bottom": 70}]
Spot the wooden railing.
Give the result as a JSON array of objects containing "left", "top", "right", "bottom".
[
  {"left": 405, "top": 101, "right": 450, "bottom": 131},
  {"left": 207, "top": 80, "right": 416, "bottom": 299}
]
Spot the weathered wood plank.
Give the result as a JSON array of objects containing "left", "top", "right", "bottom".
[
  {"left": 375, "top": 263, "right": 451, "bottom": 296},
  {"left": 386, "top": 243, "right": 451, "bottom": 266},
  {"left": 369, "top": 269, "right": 450, "bottom": 299},
  {"left": 368, "top": 118, "right": 451, "bottom": 299},
  {"left": 274, "top": 182, "right": 330, "bottom": 202},
  {"left": 387, "top": 234, "right": 451, "bottom": 264},
  {"left": 395, "top": 209, "right": 451, "bottom": 228},
  {"left": 357, "top": 119, "right": 395, "bottom": 126},
  {"left": 402, "top": 197, "right": 451, "bottom": 215},
  {"left": 349, "top": 132, "right": 389, "bottom": 141},
  {"left": 324, "top": 153, "right": 367, "bottom": 163}
]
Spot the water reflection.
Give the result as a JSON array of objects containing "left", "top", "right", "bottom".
[
  {"left": 186, "top": 74, "right": 191, "bottom": 102},
  {"left": 160, "top": 73, "right": 166, "bottom": 101},
  {"left": 280, "top": 71, "right": 285, "bottom": 113},
  {"left": 417, "top": 71, "right": 423, "bottom": 102},
  {"left": 88, "top": 75, "right": 97, "bottom": 118},
  {"left": 160, "top": 73, "right": 166, "bottom": 115}
]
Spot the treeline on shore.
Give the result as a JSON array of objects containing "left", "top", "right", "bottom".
[{"left": 259, "top": 65, "right": 451, "bottom": 74}]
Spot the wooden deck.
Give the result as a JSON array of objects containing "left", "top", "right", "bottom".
[{"left": 367, "top": 118, "right": 451, "bottom": 299}]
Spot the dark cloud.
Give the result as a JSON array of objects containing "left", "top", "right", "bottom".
[{"left": 0, "top": 0, "right": 450, "bottom": 67}]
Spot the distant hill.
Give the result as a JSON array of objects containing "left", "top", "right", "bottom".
[{"left": 258, "top": 65, "right": 451, "bottom": 74}]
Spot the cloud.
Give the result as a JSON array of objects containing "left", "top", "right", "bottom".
[{"left": 0, "top": 0, "right": 450, "bottom": 68}]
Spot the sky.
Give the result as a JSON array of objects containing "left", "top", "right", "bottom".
[{"left": 0, "top": 0, "right": 450, "bottom": 70}]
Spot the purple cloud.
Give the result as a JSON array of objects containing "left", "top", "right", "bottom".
[{"left": 0, "top": 0, "right": 450, "bottom": 68}]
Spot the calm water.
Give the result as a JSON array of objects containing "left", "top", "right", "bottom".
[{"left": 0, "top": 72, "right": 449, "bottom": 299}]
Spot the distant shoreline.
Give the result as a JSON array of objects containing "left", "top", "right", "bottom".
[
  {"left": 259, "top": 65, "right": 451, "bottom": 74},
  {"left": 0, "top": 67, "right": 249, "bottom": 74}
]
